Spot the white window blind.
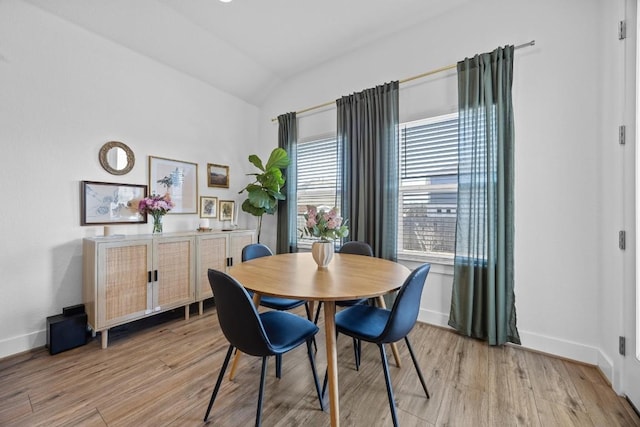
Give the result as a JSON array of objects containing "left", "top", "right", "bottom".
[
  {"left": 398, "top": 113, "right": 458, "bottom": 260},
  {"left": 296, "top": 136, "right": 341, "bottom": 246}
]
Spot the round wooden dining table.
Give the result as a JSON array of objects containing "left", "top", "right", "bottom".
[{"left": 228, "top": 252, "right": 410, "bottom": 427}]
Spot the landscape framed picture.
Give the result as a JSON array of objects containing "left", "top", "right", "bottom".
[
  {"left": 219, "top": 200, "right": 235, "bottom": 221},
  {"left": 200, "top": 196, "right": 218, "bottom": 218},
  {"left": 207, "top": 163, "right": 229, "bottom": 188},
  {"left": 149, "top": 156, "right": 198, "bottom": 214},
  {"left": 80, "top": 180, "right": 147, "bottom": 225}
]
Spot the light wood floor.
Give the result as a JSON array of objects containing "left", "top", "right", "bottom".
[{"left": 1, "top": 304, "right": 639, "bottom": 427}]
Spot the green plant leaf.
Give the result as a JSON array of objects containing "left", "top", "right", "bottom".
[
  {"left": 265, "top": 147, "right": 290, "bottom": 170},
  {"left": 248, "top": 189, "right": 272, "bottom": 209},
  {"left": 248, "top": 154, "right": 265, "bottom": 172},
  {"left": 241, "top": 199, "right": 265, "bottom": 216}
]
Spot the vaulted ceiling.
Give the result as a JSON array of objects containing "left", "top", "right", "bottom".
[{"left": 25, "top": 0, "right": 469, "bottom": 105}]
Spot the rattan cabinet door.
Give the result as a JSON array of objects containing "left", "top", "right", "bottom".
[
  {"left": 98, "top": 240, "right": 152, "bottom": 328},
  {"left": 196, "top": 234, "right": 228, "bottom": 303},
  {"left": 153, "top": 236, "right": 195, "bottom": 310},
  {"left": 228, "top": 231, "right": 255, "bottom": 268}
]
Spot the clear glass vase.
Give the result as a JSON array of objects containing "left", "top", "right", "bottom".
[{"left": 152, "top": 214, "right": 163, "bottom": 234}]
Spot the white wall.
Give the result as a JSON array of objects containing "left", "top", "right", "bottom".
[
  {"left": 0, "top": 0, "right": 261, "bottom": 358},
  {"left": 259, "top": 0, "right": 627, "bottom": 388}
]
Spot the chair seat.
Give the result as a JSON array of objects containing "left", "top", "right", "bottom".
[
  {"left": 261, "top": 311, "right": 319, "bottom": 354},
  {"left": 260, "top": 295, "right": 307, "bottom": 311},
  {"left": 335, "top": 305, "right": 391, "bottom": 342},
  {"left": 336, "top": 298, "right": 367, "bottom": 307}
]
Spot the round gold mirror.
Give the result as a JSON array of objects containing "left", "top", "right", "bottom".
[{"left": 99, "top": 141, "right": 135, "bottom": 175}]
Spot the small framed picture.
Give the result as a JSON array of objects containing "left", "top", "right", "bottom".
[
  {"left": 207, "top": 163, "right": 229, "bottom": 188},
  {"left": 81, "top": 181, "right": 147, "bottom": 225},
  {"left": 200, "top": 196, "right": 218, "bottom": 218},
  {"left": 219, "top": 200, "right": 235, "bottom": 221}
]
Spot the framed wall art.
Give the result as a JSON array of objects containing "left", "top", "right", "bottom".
[
  {"left": 81, "top": 181, "right": 147, "bottom": 225},
  {"left": 219, "top": 200, "right": 235, "bottom": 221},
  {"left": 207, "top": 163, "right": 229, "bottom": 188},
  {"left": 200, "top": 196, "right": 218, "bottom": 218},
  {"left": 149, "top": 156, "right": 198, "bottom": 214}
]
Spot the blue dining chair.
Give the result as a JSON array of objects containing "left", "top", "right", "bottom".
[
  {"left": 243, "top": 244, "right": 312, "bottom": 318},
  {"left": 330, "top": 263, "right": 432, "bottom": 427},
  {"left": 242, "top": 243, "right": 315, "bottom": 375},
  {"left": 312, "top": 241, "right": 373, "bottom": 324},
  {"left": 204, "top": 269, "right": 324, "bottom": 426}
]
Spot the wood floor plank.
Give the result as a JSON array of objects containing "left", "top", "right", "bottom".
[
  {"left": 524, "top": 349, "right": 587, "bottom": 414},
  {"left": 563, "top": 360, "right": 640, "bottom": 427},
  {"left": 488, "top": 344, "right": 541, "bottom": 426},
  {"left": 0, "top": 307, "right": 637, "bottom": 427}
]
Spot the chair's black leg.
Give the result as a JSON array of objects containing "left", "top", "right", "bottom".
[
  {"left": 305, "top": 303, "right": 318, "bottom": 352},
  {"left": 404, "top": 337, "right": 430, "bottom": 399},
  {"left": 313, "top": 301, "right": 323, "bottom": 324},
  {"left": 204, "top": 345, "right": 234, "bottom": 422},
  {"left": 352, "top": 337, "right": 360, "bottom": 371},
  {"left": 256, "top": 356, "right": 268, "bottom": 427},
  {"left": 306, "top": 339, "right": 325, "bottom": 411},
  {"left": 378, "top": 344, "right": 399, "bottom": 427},
  {"left": 321, "top": 369, "right": 328, "bottom": 399},
  {"left": 275, "top": 354, "right": 282, "bottom": 379}
]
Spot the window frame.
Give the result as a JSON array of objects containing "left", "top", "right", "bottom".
[
  {"left": 295, "top": 133, "right": 341, "bottom": 251},
  {"left": 397, "top": 112, "right": 458, "bottom": 265}
]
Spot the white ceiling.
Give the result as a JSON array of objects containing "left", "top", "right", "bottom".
[{"left": 25, "top": 0, "right": 468, "bottom": 105}]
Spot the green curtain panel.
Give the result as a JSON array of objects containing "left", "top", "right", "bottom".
[
  {"left": 448, "top": 46, "right": 520, "bottom": 346},
  {"left": 276, "top": 112, "right": 298, "bottom": 254},
  {"left": 337, "top": 81, "right": 399, "bottom": 261}
]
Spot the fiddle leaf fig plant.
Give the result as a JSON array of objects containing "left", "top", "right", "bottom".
[{"left": 239, "top": 147, "right": 290, "bottom": 242}]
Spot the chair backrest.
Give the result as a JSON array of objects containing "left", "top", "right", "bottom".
[
  {"left": 339, "top": 241, "right": 373, "bottom": 257},
  {"left": 242, "top": 243, "right": 273, "bottom": 262},
  {"left": 207, "top": 268, "right": 274, "bottom": 357},
  {"left": 379, "top": 263, "right": 431, "bottom": 343}
]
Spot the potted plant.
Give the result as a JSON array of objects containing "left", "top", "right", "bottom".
[{"left": 239, "top": 147, "right": 290, "bottom": 242}]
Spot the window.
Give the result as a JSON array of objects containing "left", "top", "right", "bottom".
[
  {"left": 296, "top": 135, "right": 341, "bottom": 248},
  {"left": 398, "top": 113, "right": 458, "bottom": 262}
]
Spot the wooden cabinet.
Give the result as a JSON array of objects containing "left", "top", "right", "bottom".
[
  {"left": 195, "top": 230, "right": 255, "bottom": 314},
  {"left": 83, "top": 230, "right": 254, "bottom": 348}
]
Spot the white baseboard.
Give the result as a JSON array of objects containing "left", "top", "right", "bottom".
[
  {"left": 0, "top": 329, "right": 46, "bottom": 360},
  {"left": 417, "top": 307, "right": 613, "bottom": 383}
]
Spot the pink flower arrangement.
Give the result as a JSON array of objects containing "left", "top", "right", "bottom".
[
  {"left": 299, "top": 205, "right": 349, "bottom": 241},
  {"left": 138, "top": 193, "right": 175, "bottom": 217}
]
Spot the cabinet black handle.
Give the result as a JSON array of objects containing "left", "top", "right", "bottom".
[
  {"left": 148, "top": 271, "right": 152, "bottom": 283},
  {"left": 154, "top": 270, "right": 158, "bottom": 282}
]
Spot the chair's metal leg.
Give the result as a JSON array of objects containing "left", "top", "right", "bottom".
[
  {"left": 305, "top": 303, "right": 318, "bottom": 352},
  {"left": 306, "top": 339, "right": 325, "bottom": 411},
  {"left": 204, "top": 345, "right": 234, "bottom": 422},
  {"left": 404, "top": 337, "right": 430, "bottom": 399},
  {"left": 313, "top": 301, "right": 323, "bottom": 324},
  {"left": 378, "top": 344, "right": 399, "bottom": 427},
  {"left": 321, "top": 368, "right": 328, "bottom": 398},
  {"left": 352, "top": 337, "right": 361, "bottom": 371},
  {"left": 256, "top": 356, "right": 268, "bottom": 427},
  {"left": 275, "top": 354, "right": 282, "bottom": 378}
]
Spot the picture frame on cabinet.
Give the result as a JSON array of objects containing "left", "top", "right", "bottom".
[
  {"left": 149, "top": 156, "right": 198, "bottom": 214},
  {"left": 200, "top": 196, "right": 218, "bottom": 218},
  {"left": 207, "top": 163, "right": 229, "bottom": 188},
  {"left": 219, "top": 200, "right": 235, "bottom": 221},
  {"left": 80, "top": 180, "right": 147, "bottom": 225}
]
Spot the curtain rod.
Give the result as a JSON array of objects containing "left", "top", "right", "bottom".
[{"left": 271, "top": 40, "right": 535, "bottom": 122}]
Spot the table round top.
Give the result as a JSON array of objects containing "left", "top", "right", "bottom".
[{"left": 228, "top": 252, "right": 410, "bottom": 301}]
